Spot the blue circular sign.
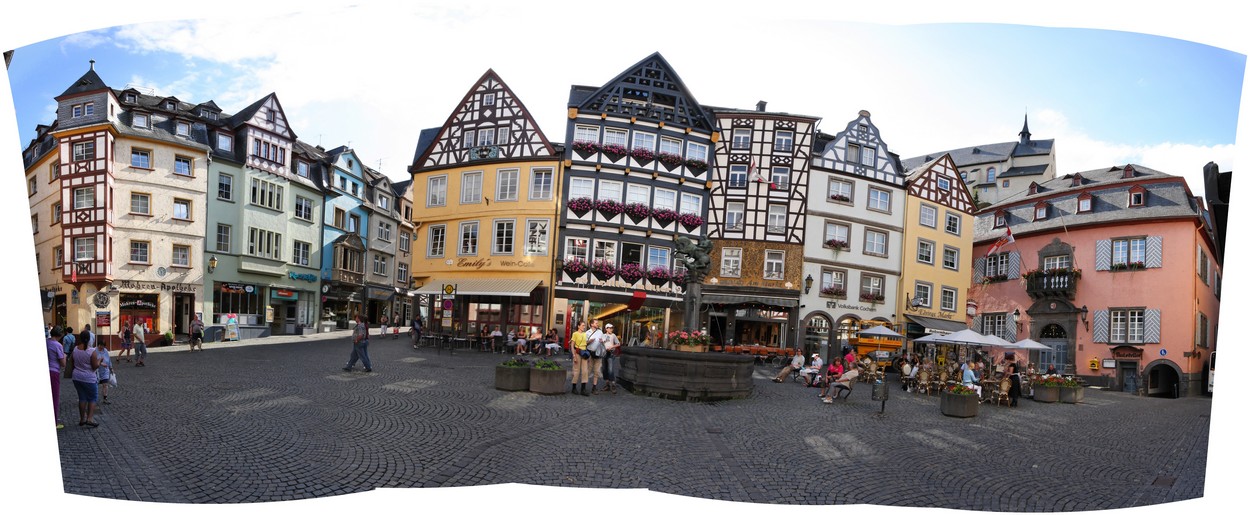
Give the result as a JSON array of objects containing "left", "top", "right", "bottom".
[{"left": 1160, "top": 349, "right": 1168, "bottom": 356}]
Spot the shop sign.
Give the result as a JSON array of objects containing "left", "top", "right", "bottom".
[
  {"left": 96, "top": 311, "right": 111, "bottom": 328},
  {"left": 367, "top": 288, "right": 394, "bottom": 301},
  {"left": 288, "top": 272, "right": 318, "bottom": 282},
  {"left": 119, "top": 298, "right": 157, "bottom": 309},
  {"left": 223, "top": 314, "right": 239, "bottom": 341},
  {"left": 271, "top": 289, "right": 299, "bottom": 300},
  {"left": 221, "top": 283, "right": 255, "bottom": 294},
  {"left": 825, "top": 301, "right": 879, "bottom": 313},
  {"left": 115, "top": 280, "right": 197, "bottom": 292},
  {"left": 1111, "top": 346, "right": 1143, "bottom": 360}
]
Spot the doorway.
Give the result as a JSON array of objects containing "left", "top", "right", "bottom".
[
  {"left": 173, "top": 293, "right": 194, "bottom": 335},
  {"left": 1119, "top": 361, "right": 1139, "bottom": 394},
  {"left": 1147, "top": 363, "right": 1181, "bottom": 398}
]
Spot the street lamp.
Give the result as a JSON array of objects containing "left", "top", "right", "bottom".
[
  {"left": 803, "top": 274, "right": 814, "bottom": 294},
  {"left": 208, "top": 255, "right": 218, "bottom": 273},
  {"left": 1079, "top": 305, "right": 1089, "bottom": 330}
]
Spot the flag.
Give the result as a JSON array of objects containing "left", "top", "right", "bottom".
[
  {"left": 986, "top": 227, "right": 1015, "bottom": 255},
  {"left": 71, "top": 263, "right": 77, "bottom": 283},
  {"left": 748, "top": 159, "right": 764, "bottom": 183}
]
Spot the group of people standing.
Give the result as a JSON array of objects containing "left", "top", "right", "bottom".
[
  {"left": 567, "top": 320, "right": 621, "bottom": 396},
  {"left": 45, "top": 323, "right": 124, "bottom": 430}
]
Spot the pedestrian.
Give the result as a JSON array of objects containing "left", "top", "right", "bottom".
[
  {"left": 801, "top": 353, "right": 824, "bottom": 387},
  {"left": 61, "top": 328, "right": 77, "bottom": 355},
  {"left": 47, "top": 326, "right": 67, "bottom": 430},
  {"left": 569, "top": 321, "right": 589, "bottom": 396},
  {"left": 189, "top": 315, "right": 205, "bottom": 351},
  {"left": 411, "top": 317, "right": 423, "bottom": 349},
  {"left": 824, "top": 359, "right": 860, "bottom": 402},
  {"left": 600, "top": 323, "right": 622, "bottom": 394},
  {"left": 45, "top": 323, "right": 52, "bottom": 339},
  {"left": 132, "top": 321, "right": 148, "bottom": 367},
  {"left": 379, "top": 314, "right": 389, "bottom": 340},
  {"left": 95, "top": 339, "right": 112, "bottom": 405},
  {"left": 118, "top": 323, "right": 133, "bottom": 363},
  {"left": 81, "top": 324, "right": 96, "bottom": 348},
  {"left": 818, "top": 359, "right": 845, "bottom": 399},
  {"left": 343, "top": 314, "right": 373, "bottom": 372},
  {"left": 1007, "top": 362, "right": 1022, "bottom": 407},
  {"left": 585, "top": 320, "right": 605, "bottom": 394},
  {"left": 70, "top": 334, "right": 102, "bottom": 428}
]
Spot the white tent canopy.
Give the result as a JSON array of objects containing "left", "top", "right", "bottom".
[
  {"left": 1009, "top": 338, "right": 1052, "bottom": 350},
  {"left": 933, "top": 328, "right": 997, "bottom": 347}
]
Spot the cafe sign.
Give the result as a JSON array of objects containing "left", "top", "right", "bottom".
[{"left": 1111, "top": 346, "right": 1143, "bottom": 360}]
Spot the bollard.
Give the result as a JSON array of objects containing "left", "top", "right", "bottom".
[{"left": 871, "top": 379, "right": 888, "bottom": 413}]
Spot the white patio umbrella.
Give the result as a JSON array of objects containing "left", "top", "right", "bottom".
[
  {"left": 858, "top": 325, "right": 904, "bottom": 338},
  {"left": 933, "top": 328, "right": 996, "bottom": 346},
  {"left": 1010, "top": 338, "right": 1052, "bottom": 350},
  {"left": 983, "top": 334, "right": 1015, "bottom": 348},
  {"left": 913, "top": 333, "right": 946, "bottom": 343}
]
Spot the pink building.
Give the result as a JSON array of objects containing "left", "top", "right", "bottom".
[{"left": 970, "top": 164, "right": 1220, "bottom": 397}]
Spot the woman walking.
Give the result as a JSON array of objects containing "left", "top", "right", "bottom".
[
  {"left": 118, "top": 323, "right": 133, "bottom": 362},
  {"left": 70, "top": 335, "right": 102, "bottom": 427},
  {"left": 569, "top": 322, "right": 589, "bottom": 396}
]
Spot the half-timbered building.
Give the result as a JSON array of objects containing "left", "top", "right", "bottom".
[
  {"left": 703, "top": 101, "right": 818, "bottom": 351},
  {"left": 801, "top": 110, "right": 907, "bottom": 362},
  {"left": 409, "top": 69, "right": 562, "bottom": 337},
  {"left": 896, "top": 153, "right": 975, "bottom": 345},
  {"left": 555, "top": 53, "right": 716, "bottom": 345}
]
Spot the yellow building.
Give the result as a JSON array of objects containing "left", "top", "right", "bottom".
[
  {"left": 407, "top": 70, "right": 562, "bottom": 337},
  {"left": 897, "top": 153, "right": 976, "bottom": 351}
]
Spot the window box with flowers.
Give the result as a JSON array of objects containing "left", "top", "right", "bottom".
[
  {"left": 824, "top": 239, "right": 849, "bottom": 251},
  {"left": 571, "top": 140, "right": 600, "bottom": 160},
  {"left": 646, "top": 266, "right": 671, "bottom": 286},
  {"left": 630, "top": 147, "right": 655, "bottom": 166},
  {"left": 667, "top": 329, "right": 711, "bottom": 352},
  {"left": 657, "top": 151, "right": 684, "bottom": 172},
  {"left": 820, "top": 286, "right": 846, "bottom": 299},
  {"left": 829, "top": 194, "right": 851, "bottom": 203},
  {"left": 562, "top": 258, "right": 588, "bottom": 279},
  {"left": 1110, "top": 262, "right": 1146, "bottom": 271},
  {"left": 859, "top": 292, "right": 885, "bottom": 305},
  {"left": 591, "top": 259, "right": 617, "bottom": 282},
  {"left": 594, "top": 199, "right": 625, "bottom": 219},
  {"left": 567, "top": 197, "right": 593, "bottom": 218},
  {"left": 624, "top": 202, "right": 651, "bottom": 224},
  {"left": 983, "top": 274, "right": 1009, "bottom": 284},
  {"left": 652, "top": 208, "right": 678, "bottom": 229},
  {"left": 600, "top": 143, "right": 628, "bottom": 162},
  {"left": 685, "top": 158, "right": 709, "bottom": 176},
  {"left": 670, "top": 269, "right": 688, "bottom": 287},
  {"left": 617, "top": 263, "right": 645, "bottom": 284},
  {"left": 678, "top": 213, "right": 704, "bottom": 231}
]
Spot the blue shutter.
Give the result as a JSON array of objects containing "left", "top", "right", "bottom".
[
  {"left": 1008, "top": 252, "right": 1021, "bottom": 279},
  {"left": 1144, "top": 309, "right": 1162, "bottom": 343},
  {"left": 1146, "top": 236, "right": 1163, "bottom": 268},
  {"left": 973, "top": 257, "right": 985, "bottom": 283},
  {"left": 1004, "top": 319, "right": 1017, "bottom": 342},
  {"left": 972, "top": 315, "right": 983, "bottom": 333},
  {"left": 1095, "top": 240, "right": 1111, "bottom": 271},
  {"left": 1093, "top": 310, "right": 1109, "bottom": 344}
]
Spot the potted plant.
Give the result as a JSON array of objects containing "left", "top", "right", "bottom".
[
  {"left": 647, "top": 266, "right": 671, "bottom": 286},
  {"left": 651, "top": 208, "right": 678, "bottom": 228},
  {"left": 562, "top": 258, "right": 589, "bottom": 279},
  {"left": 1032, "top": 375, "right": 1062, "bottom": 403},
  {"left": 601, "top": 143, "right": 628, "bottom": 161},
  {"left": 495, "top": 357, "right": 531, "bottom": 391},
  {"left": 820, "top": 286, "right": 846, "bottom": 298},
  {"left": 678, "top": 213, "right": 704, "bottom": 231},
  {"left": 618, "top": 263, "right": 645, "bottom": 284},
  {"left": 824, "top": 239, "right": 849, "bottom": 251},
  {"left": 829, "top": 193, "right": 851, "bottom": 203},
  {"left": 591, "top": 259, "right": 617, "bottom": 282},
  {"left": 670, "top": 269, "right": 688, "bottom": 286},
  {"left": 594, "top": 198, "right": 624, "bottom": 219},
  {"left": 567, "top": 197, "right": 593, "bottom": 217},
  {"left": 624, "top": 202, "right": 651, "bottom": 224},
  {"left": 940, "top": 384, "right": 980, "bottom": 417},
  {"left": 630, "top": 146, "right": 655, "bottom": 165},
  {"left": 983, "top": 274, "right": 1009, "bottom": 284},
  {"left": 571, "top": 140, "right": 599, "bottom": 159},
  {"left": 529, "top": 359, "right": 566, "bottom": 395},
  {"left": 162, "top": 330, "right": 175, "bottom": 346},
  {"left": 859, "top": 292, "right": 885, "bottom": 305},
  {"left": 657, "top": 151, "right": 684, "bottom": 171},
  {"left": 1058, "top": 377, "right": 1085, "bottom": 403},
  {"left": 668, "top": 330, "right": 711, "bottom": 353},
  {"left": 685, "top": 158, "right": 709, "bottom": 175}
]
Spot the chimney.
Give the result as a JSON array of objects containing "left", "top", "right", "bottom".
[
  {"left": 859, "top": 110, "right": 871, "bottom": 118},
  {"left": 756, "top": 100, "right": 767, "bottom": 112}
]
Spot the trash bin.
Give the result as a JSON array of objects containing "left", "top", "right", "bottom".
[{"left": 872, "top": 379, "right": 888, "bottom": 401}]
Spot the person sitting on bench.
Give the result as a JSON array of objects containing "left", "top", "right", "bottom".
[
  {"left": 824, "top": 359, "right": 859, "bottom": 402},
  {"left": 772, "top": 352, "right": 805, "bottom": 382}
]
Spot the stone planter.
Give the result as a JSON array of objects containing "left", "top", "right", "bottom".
[
  {"left": 529, "top": 367, "right": 567, "bottom": 395},
  {"left": 618, "top": 346, "right": 754, "bottom": 401},
  {"left": 1033, "top": 385, "right": 1060, "bottom": 403},
  {"left": 940, "top": 391, "right": 979, "bottom": 418},
  {"left": 1059, "top": 386, "right": 1085, "bottom": 404},
  {"left": 495, "top": 365, "right": 530, "bottom": 392}
]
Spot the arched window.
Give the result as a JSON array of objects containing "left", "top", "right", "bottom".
[{"left": 987, "top": 167, "right": 997, "bottom": 182}]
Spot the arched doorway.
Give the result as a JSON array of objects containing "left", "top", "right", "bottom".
[
  {"left": 803, "top": 313, "right": 833, "bottom": 359},
  {"left": 1039, "top": 323, "right": 1069, "bottom": 374},
  {"left": 1145, "top": 360, "right": 1182, "bottom": 398}
]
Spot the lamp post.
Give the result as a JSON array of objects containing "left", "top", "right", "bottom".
[
  {"left": 208, "top": 255, "right": 218, "bottom": 273},
  {"left": 804, "top": 274, "right": 814, "bottom": 294}
]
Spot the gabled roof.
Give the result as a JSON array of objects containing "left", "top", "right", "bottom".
[
  {"left": 411, "top": 127, "right": 440, "bottom": 165},
  {"left": 901, "top": 139, "right": 1055, "bottom": 170},
  {"left": 567, "top": 52, "right": 716, "bottom": 133},
  {"left": 58, "top": 62, "right": 108, "bottom": 99}
]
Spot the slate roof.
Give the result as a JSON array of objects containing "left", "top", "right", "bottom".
[
  {"left": 409, "top": 128, "right": 440, "bottom": 167},
  {"left": 58, "top": 66, "right": 107, "bottom": 98},
  {"left": 999, "top": 163, "right": 1050, "bottom": 178},
  {"left": 901, "top": 139, "right": 1055, "bottom": 171},
  {"left": 703, "top": 104, "right": 821, "bottom": 121}
]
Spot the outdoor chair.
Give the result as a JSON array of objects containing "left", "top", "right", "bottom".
[
  {"left": 996, "top": 377, "right": 1012, "bottom": 406},
  {"left": 917, "top": 370, "right": 931, "bottom": 395},
  {"left": 493, "top": 335, "right": 505, "bottom": 353}
]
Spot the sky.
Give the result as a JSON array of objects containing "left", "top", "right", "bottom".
[{"left": 1, "top": 1, "right": 1246, "bottom": 515}]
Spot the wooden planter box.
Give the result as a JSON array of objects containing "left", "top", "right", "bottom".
[
  {"left": 1059, "top": 386, "right": 1085, "bottom": 404},
  {"left": 674, "top": 344, "right": 707, "bottom": 353},
  {"left": 940, "top": 391, "right": 979, "bottom": 418},
  {"left": 495, "top": 365, "right": 530, "bottom": 391},
  {"left": 1033, "top": 385, "right": 1060, "bottom": 403},
  {"left": 529, "top": 367, "right": 567, "bottom": 395}
]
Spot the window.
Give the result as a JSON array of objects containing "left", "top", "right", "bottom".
[
  {"left": 1110, "top": 309, "right": 1145, "bottom": 343},
  {"left": 74, "top": 237, "right": 95, "bottom": 261},
  {"left": 1198, "top": 246, "right": 1210, "bottom": 284},
  {"left": 861, "top": 146, "right": 876, "bottom": 166},
  {"left": 28, "top": 177, "right": 36, "bottom": 196},
  {"left": 73, "top": 187, "right": 94, "bottom": 209},
  {"left": 771, "top": 167, "right": 791, "bottom": 188},
  {"left": 173, "top": 199, "right": 192, "bottom": 220},
  {"left": 31, "top": 214, "right": 38, "bottom": 234},
  {"left": 867, "top": 188, "right": 891, "bottom": 212},
  {"left": 767, "top": 205, "right": 786, "bottom": 233},
  {"left": 218, "top": 173, "right": 233, "bottom": 200},
  {"left": 172, "top": 245, "right": 190, "bottom": 267},
  {"left": 483, "top": 93, "right": 496, "bottom": 106},
  {"left": 133, "top": 113, "right": 149, "bottom": 129},
  {"left": 686, "top": 142, "right": 708, "bottom": 163},
  {"left": 398, "top": 263, "right": 409, "bottom": 284},
  {"left": 373, "top": 255, "right": 389, "bottom": 276},
  {"left": 216, "top": 224, "right": 232, "bottom": 253},
  {"left": 943, "top": 246, "right": 959, "bottom": 270},
  {"left": 1112, "top": 238, "right": 1146, "bottom": 267},
  {"left": 493, "top": 220, "right": 514, "bottom": 254},
  {"left": 985, "top": 253, "right": 1010, "bottom": 277},
  {"left": 945, "top": 212, "right": 961, "bottom": 235},
  {"left": 338, "top": 176, "right": 347, "bottom": 191},
  {"left": 937, "top": 177, "right": 951, "bottom": 191},
  {"left": 656, "top": 137, "right": 681, "bottom": 157},
  {"left": 846, "top": 143, "right": 860, "bottom": 164},
  {"left": 914, "top": 282, "right": 932, "bottom": 308},
  {"left": 461, "top": 172, "right": 483, "bottom": 204},
  {"left": 73, "top": 141, "right": 95, "bottom": 161},
  {"left": 626, "top": 184, "right": 650, "bottom": 205},
  {"left": 728, "top": 165, "right": 748, "bottom": 188},
  {"left": 333, "top": 208, "right": 346, "bottom": 229},
  {"left": 54, "top": 246, "right": 63, "bottom": 268},
  {"left": 349, "top": 214, "right": 361, "bottom": 233},
  {"left": 1035, "top": 205, "right": 1048, "bottom": 220},
  {"left": 632, "top": 131, "right": 656, "bottom": 152},
  {"left": 377, "top": 195, "right": 390, "bottom": 210},
  {"left": 917, "top": 240, "right": 935, "bottom": 264},
  {"left": 983, "top": 313, "right": 1008, "bottom": 340},
  {"left": 864, "top": 229, "right": 888, "bottom": 256},
  {"left": 820, "top": 268, "right": 846, "bottom": 296},
  {"left": 399, "top": 232, "right": 411, "bottom": 253},
  {"left": 763, "top": 250, "right": 785, "bottom": 280},
  {"left": 594, "top": 240, "right": 617, "bottom": 262},
  {"left": 940, "top": 287, "right": 958, "bottom": 312},
  {"left": 52, "top": 202, "right": 62, "bottom": 225},
  {"left": 176, "top": 122, "right": 190, "bottom": 137},
  {"left": 604, "top": 128, "right": 628, "bottom": 146},
  {"left": 377, "top": 221, "right": 392, "bottom": 242},
  {"left": 1078, "top": 195, "right": 1093, "bottom": 213},
  {"left": 202, "top": 110, "right": 218, "bottom": 121},
  {"left": 174, "top": 156, "right": 193, "bottom": 176},
  {"left": 428, "top": 176, "right": 447, "bottom": 207},
  {"left": 679, "top": 192, "right": 701, "bottom": 214},
  {"left": 296, "top": 161, "right": 309, "bottom": 178},
  {"left": 860, "top": 274, "right": 884, "bottom": 299},
  {"left": 598, "top": 180, "right": 623, "bottom": 202},
  {"left": 130, "top": 193, "right": 150, "bottom": 215},
  {"left": 247, "top": 228, "right": 282, "bottom": 260},
  {"left": 350, "top": 182, "right": 358, "bottom": 197},
  {"left": 294, "top": 196, "right": 313, "bottom": 221},
  {"left": 731, "top": 128, "right": 751, "bottom": 149},
  {"left": 530, "top": 168, "right": 554, "bottom": 200},
  {"left": 1043, "top": 255, "right": 1072, "bottom": 271},
  {"left": 459, "top": 222, "right": 479, "bottom": 255},
  {"left": 478, "top": 128, "right": 495, "bottom": 146},
  {"left": 647, "top": 246, "right": 671, "bottom": 270},
  {"left": 574, "top": 125, "right": 599, "bottom": 144},
  {"left": 336, "top": 247, "right": 364, "bottom": 274},
  {"left": 524, "top": 219, "right": 549, "bottom": 255},
  {"left": 1197, "top": 312, "right": 1209, "bottom": 348},
  {"left": 428, "top": 225, "right": 446, "bottom": 257},
  {"left": 987, "top": 167, "right": 997, "bottom": 182},
  {"left": 217, "top": 133, "right": 233, "bottom": 151},
  {"left": 774, "top": 131, "right": 794, "bottom": 152},
  {"left": 919, "top": 204, "right": 937, "bottom": 228},
  {"left": 726, "top": 202, "right": 744, "bottom": 231},
  {"left": 292, "top": 240, "right": 310, "bottom": 266},
  {"left": 621, "top": 243, "right": 643, "bottom": 266},
  {"left": 824, "top": 223, "right": 849, "bottom": 248},
  {"left": 994, "top": 211, "right": 1006, "bottom": 228},
  {"left": 570, "top": 178, "right": 595, "bottom": 199},
  {"left": 654, "top": 189, "right": 677, "bottom": 211},
  {"left": 1130, "top": 190, "right": 1146, "bottom": 207},
  {"left": 496, "top": 169, "right": 519, "bottom": 201},
  {"left": 828, "top": 179, "right": 852, "bottom": 203},
  {"left": 497, "top": 127, "right": 510, "bottom": 145},
  {"left": 130, "top": 241, "right": 149, "bottom": 264},
  {"left": 463, "top": 131, "right": 475, "bottom": 148},
  {"left": 565, "top": 237, "right": 589, "bottom": 262},
  {"left": 131, "top": 149, "right": 152, "bottom": 169},
  {"left": 249, "top": 178, "right": 284, "bottom": 211},
  {"left": 721, "top": 248, "right": 742, "bottom": 277},
  {"left": 49, "top": 162, "right": 60, "bottom": 181}
]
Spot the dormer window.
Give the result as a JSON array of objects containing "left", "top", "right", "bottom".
[
  {"left": 1129, "top": 185, "right": 1147, "bottom": 207},
  {"left": 378, "top": 195, "right": 390, "bottom": 210},
  {"left": 1070, "top": 173, "right": 1083, "bottom": 187},
  {"left": 1028, "top": 182, "right": 1040, "bottom": 195},
  {"left": 201, "top": 109, "right": 217, "bottom": 121},
  {"left": 176, "top": 121, "right": 191, "bottom": 137},
  {"left": 133, "top": 113, "right": 150, "bottom": 129},
  {"left": 296, "top": 161, "right": 309, "bottom": 178},
  {"left": 124, "top": 93, "right": 137, "bottom": 103},
  {"left": 217, "top": 132, "right": 233, "bottom": 151},
  {"left": 1122, "top": 164, "right": 1136, "bottom": 179},
  {"left": 1034, "top": 202, "right": 1049, "bottom": 221},
  {"left": 165, "top": 101, "right": 176, "bottom": 110},
  {"left": 993, "top": 210, "right": 1006, "bottom": 228},
  {"left": 1077, "top": 192, "right": 1093, "bottom": 213}
]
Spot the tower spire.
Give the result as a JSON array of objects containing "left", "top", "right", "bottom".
[{"left": 1018, "top": 113, "right": 1032, "bottom": 145}]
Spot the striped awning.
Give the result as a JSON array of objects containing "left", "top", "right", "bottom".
[
  {"left": 702, "top": 294, "right": 798, "bottom": 308},
  {"left": 413, "top": 279, "right": 541, "bottom": 297}
]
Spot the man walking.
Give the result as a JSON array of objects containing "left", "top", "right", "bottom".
[
  {"left": 343, "top": 314, "right": 373, "bottom": 373},
  {"left": 189, "top": 315, "right": 205, "bottom": 351},
  {"left": 132, "top": 321, "right": 148, "bottom": 367}
]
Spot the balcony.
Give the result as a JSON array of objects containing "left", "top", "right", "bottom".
[
  {"left": 1024, "top": 269, "right": 1079, "bottom": 299},
  {"left": 332, "top": 268, "right": 365, "bottom": 285}
]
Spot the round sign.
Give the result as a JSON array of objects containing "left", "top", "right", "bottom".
[
  {"left": 156, "top": 266, "right": 167, "bottom": 277},
  {"left": 244, "top": 285, "right": 255, "bottom": 294},
  {"left": 321, "top": 284, "right": 330, "bottom": 293},
  {"left": 93, "top": 292, "right": 110, "bottom": 309},
  {"left": 1160, "top": 349, "right": 1168, "bottom": 356},
  {"left": 443, "top": 284, "right": 456, "bottom": 295}
]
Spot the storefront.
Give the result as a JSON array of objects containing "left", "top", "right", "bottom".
[
  {"left": 365, "top": 286, "right": 395, "bottom": 326},
  {"left": 703, "top": 289, "right": 800, "bottom": 352},
  {"left": 269, "top": 287, "right": 315, "bottom": 335},
  {"left": 119, "top": 293, "right": 159, "bottom": 337},
  {"left": 417, "top": 278, "right": 546, "bottom": 337},
  {"left": 322, "top": 283, "right": 362, "bottom": 330}
]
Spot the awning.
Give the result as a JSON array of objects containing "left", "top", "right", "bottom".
[
  {"left": 413, "top": 278, "right": 541, "bottom": 297},
  {"left": 905, "top": 315, "right": 967, "bottom": 335},
  {"left": 703, "top": 294, "right": 798, "bottom": 308}
]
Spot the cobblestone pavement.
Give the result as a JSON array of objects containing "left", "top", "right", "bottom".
[{"left": 54, "top": 333, "right": 1210, "bottom": 510}]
